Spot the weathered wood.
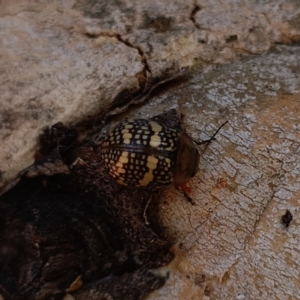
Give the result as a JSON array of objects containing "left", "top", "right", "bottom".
[{"left": 1, "top": 1, "right": 300, "bottom": 299}]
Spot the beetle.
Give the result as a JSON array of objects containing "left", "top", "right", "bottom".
[{"left": 95, "top": 118, "right": 227, "bottom": 192}]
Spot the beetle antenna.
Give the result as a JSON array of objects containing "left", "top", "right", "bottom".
[{"left": 193, "top": 120, "right": 228, "bottom": 151}]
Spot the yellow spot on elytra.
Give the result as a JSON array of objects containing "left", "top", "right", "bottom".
[
  {"left": 149, "top": 121, "right": 162, "bottom": 132},
  {"left": 165, "top": 138, "right": 175, "bottom": 150},
  {"left": 116, "top": 161, "right": 123, "bottom": 168},
  {"left": 123, "top": 133, "right": 132, "bottom": 144},
  {"left": 139, "top": 173, "right": 152, "bottom": 185},
  {"left": 149, "top": 135, "right": 161, "bottom": 148},
  {"left": 111, "top": 171, "right": 118, "bottom": 177},
  {"left": 139, "top": 155, "right": 158, "bottom": 186},
  {"left": 123, "top": 133, "right": 132, "bottom": 139},
  {"left": 147, "top": 122, "right": 162, "bottom": 147},
  {"left": 119, "top": 152, "right": 129, "bottom": 163},
  {"left": 124, "top": 124, "right": 133, "bottom": 129},
  {"left": 147, "top": 156, "right": 158, "bottom": 164},
  {"left": 117, "top": 179, "right": 125, "bottom": 185},
  {"left": 165, "top": 158, "right": 171, "bottom": 167}
]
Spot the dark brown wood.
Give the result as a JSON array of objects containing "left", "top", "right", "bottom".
[{"left": 0, "top": 112, "right": 182, "bottom": 300}]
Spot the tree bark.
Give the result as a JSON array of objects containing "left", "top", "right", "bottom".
[{"left": 1, "top": 1, "right": 300, "bottom": 299}]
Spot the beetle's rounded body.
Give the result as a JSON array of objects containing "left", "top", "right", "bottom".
[{"left": 98, "top": 119, "right": 199, "bottom": 188}]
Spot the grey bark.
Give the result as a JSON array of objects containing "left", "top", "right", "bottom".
[{"left": 1, "top": 1, "right": 300, "bottom": 299}]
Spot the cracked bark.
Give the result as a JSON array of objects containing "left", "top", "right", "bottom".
[
  {"left": 1, "top": 0, "right": 300, "bottom": 300},
  {"left": 141, "top": 47, "right": 300, "bottom": 300}
]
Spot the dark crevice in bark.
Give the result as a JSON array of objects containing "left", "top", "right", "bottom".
[
  {"left": 84, "top": 32, "right": 151, "bottom": 75},
  {"left": 190, "top": 4, "right": 201, "bottom": 29},
  {"left": 115, "top": 34, "right": 152, "bottom": 75}
]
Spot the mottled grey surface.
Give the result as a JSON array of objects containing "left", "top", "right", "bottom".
[{"left": 136, "top": 45, "right": 300, "bottom": 300}]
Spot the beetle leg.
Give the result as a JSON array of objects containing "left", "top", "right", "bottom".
[
  {"left": 175, "top": 185, "right": 196, "bottom": 205},
  {"left": 143, "top": 194, "right": 153, "bottom": 225}
]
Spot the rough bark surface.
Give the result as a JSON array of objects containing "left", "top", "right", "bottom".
[
  {"left": 1, "top": 0, "right": 300, "bottom": 300},
  {"left": 141, "top": 46, "right": 300, "bottom": 300},
  {"left": 1, "top": 0, "right": 300, "bottom": 188}
]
